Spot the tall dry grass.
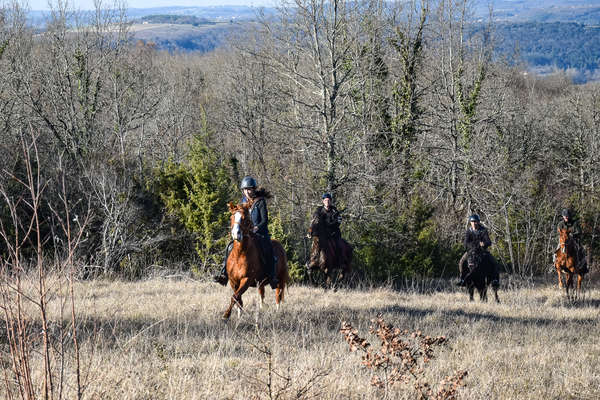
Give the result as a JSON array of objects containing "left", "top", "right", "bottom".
[{"left": 2, "top": 276, "right": 600, "bottom": 399}]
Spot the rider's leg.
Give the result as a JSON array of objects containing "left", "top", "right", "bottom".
[
  {"left": 262, "top": 237, "right": 278, "bottom": 289},
  {"left": 456, "top": 252, "right": 468, "bottom": 286},
  {"left": 214, "top": 241, "right": 233, "bottom": 285}
]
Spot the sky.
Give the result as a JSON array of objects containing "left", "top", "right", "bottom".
[{"left": 28, "top": 0, "right": 276, "bottom": 10}]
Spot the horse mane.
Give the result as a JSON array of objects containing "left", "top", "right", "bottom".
[{"left": 254, "top": 188, "right": 272, "bottom": 199}]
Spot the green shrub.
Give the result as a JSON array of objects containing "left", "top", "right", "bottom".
[{"left": 153, "top": 133, "right": 234, "bottom": 272}]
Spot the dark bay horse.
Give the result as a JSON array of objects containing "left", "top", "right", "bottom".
[
  {"left": 306, "top": 225, "right": 352, "bottom": 288},
  {"left": 222, "top": 202, "right": 289, "bottom": 319},
  {"left": 555, "top": 228, "right": 585, "bottom": 299},
  {"left": 460, "top": 248, "right": 500, "bottom": 303}
]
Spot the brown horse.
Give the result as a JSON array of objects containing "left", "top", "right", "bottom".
[
  {"left": 222, "top": 202, "right": 289, "bottom": 319},
  {"left": 306, "top": 226, "right": 353, "bottom": 288},
  {"left": 554, "top": 228, "right": 585, "bottom": 299}
]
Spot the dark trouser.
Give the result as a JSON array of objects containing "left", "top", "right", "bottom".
[
  {"left": 220, "top": 241, "right": 234, "bottom": 277},
  {"left": 256, "top": 234, "right": 277, "bottom": 284}
]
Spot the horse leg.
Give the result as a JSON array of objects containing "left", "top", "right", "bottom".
[
  {"left": 576, "top": 273, "right": 584, "bottom": 300},
  {"left": 556, "top": 267, "right": 563, "bottom": 288},
  {"left": 468, "top": 286, "right": 474, "bottom": 302},
  {"left": 275, "top": 283, "right": 285, "bottom": 311},
  {"left": 258, "top": 284, "right": 265, "bottom": 309},
  {"left": 480, "top": 285, "right": 488, "bottom": 302},
  {"left": 223, "top": 278, "right": 250, "bottom": 319},
  {"left": 492, "top": 287, "right": 500, "bottom": 303},
  {"left": 564, "top": 272, "right": 573, "bottom": 300}
]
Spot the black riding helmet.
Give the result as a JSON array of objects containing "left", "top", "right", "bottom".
[
  {"left": 561, "top": 208, "right": 571, "bottom": 218},
  {"left": 240, "top": 176, "right": 257, "bottom": 190},
  {"left": 468, "top": 214, "right": 480, "bottom": 223}
]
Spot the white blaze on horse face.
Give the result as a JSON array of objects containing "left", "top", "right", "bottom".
[{"left": 231, "top": 211, "right": 243, "bottom": 241}]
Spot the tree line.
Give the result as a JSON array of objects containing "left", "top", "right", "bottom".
[{"left": 0, "top": 0, "right": 599, "bottom": 284}]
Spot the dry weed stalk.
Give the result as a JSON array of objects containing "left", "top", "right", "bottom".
[
  {"left": 0, "top": 129, "right": 91, "bottom": 399},
  {"left": 233, "top": 306, "right": 330, "bottom": 400},
  {"left": 341, "top": 314, "right": 467, "bottom": 399}
]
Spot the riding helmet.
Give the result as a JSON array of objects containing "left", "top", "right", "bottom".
[
  {"left": 468, "top": 214, "right": 480, "bottom": 222},
  {"left": 240, "top": 176, "right": 257, "bottom": 190},
  {"left": 561, "top": 208, "right": 571, "bottom": 218},
  {"left": 322, "top": 193, "right": 332, "bottom": 200}
]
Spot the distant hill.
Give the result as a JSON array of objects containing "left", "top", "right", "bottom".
[
  {"left": 474, "top": 21, "right": 600, "bottom": 83},
  {"left": 128, "top": 21, "right": 242, "bottom": 53},
  {"left": 27, "top": 5, "right": 277, "bottom": 26},
  {"left": 127, "top": 5, "right": 276, "bottom": 22},
  {"left": 473, "top": 0, "right": 600, "bottom": 25},
  {"left": 26, "top": 2, "right": 600, "bottom": 81}
]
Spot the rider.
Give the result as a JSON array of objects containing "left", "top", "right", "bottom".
[
  {"left": 555, "top": 208, "right": 588, "bottom": 273},
  {"left": 213, "top": 176, "right": 278, "bottom": 289},
  {"left": 457, "top": 214, "right": 499, "bottom": 288},
  {"left": 310, "top": 193, "right": 342, "bottom": 239}
]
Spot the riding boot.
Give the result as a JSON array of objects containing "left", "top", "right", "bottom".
[{"left": 213, "top": 241, "right": 233, "bottom": 286}]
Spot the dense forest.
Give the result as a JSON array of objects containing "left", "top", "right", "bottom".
[
  {"left": 1, "top": 0, "right": 599, "bottom": 285},
  {"left": 490, "top": 22, "right": 600, "bottom": 82}
]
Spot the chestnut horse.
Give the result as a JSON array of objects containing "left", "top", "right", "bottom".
[
  {"left": 222, "top": 202, "right": 289, "bottom": 319},
  {"left": 306, "top": 226, "right": 352, "bottom": 288},
  {"left": 554, "top": 228, "right": 585, "bottom": 299}
]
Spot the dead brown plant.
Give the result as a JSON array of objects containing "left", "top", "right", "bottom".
[{"left": 341, "top": 314, "right": 467, "bottom": 399}]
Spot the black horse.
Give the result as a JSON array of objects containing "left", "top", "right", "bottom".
[{"left": 460, "top": 248, "right": 500, "bottom": 303}]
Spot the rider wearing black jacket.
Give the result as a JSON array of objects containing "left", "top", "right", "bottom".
[
  {"left": 457, "top": 214, "right": 499, "bottom": 288},
  {"left": 310, "top": 193, "right": 342, "bottom": 239},
  {"left": 213, "top": 176, "right": 278, "bottom": 289}
]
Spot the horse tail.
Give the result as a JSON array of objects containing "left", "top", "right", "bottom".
[{"left": 271, "top": 239, "right": 289, "bottom": 285}]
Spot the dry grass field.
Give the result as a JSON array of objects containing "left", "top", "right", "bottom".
[{"left": 3, "top": 275, "right": 600, "bottom": 399}]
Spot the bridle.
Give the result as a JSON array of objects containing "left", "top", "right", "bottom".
[
  {"left": 231, "top": 208, "right": 253, "bottom": 242},
  {"left": 559, "top": 231, "right": 572, "bottom": 255}
]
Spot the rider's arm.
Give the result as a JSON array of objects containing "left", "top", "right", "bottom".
[
  {"left": 254, "top": 199, "right": 269, "bottom": 233},
  {"left": 481, "top": 230, "right": 492, "bottom": 249}
]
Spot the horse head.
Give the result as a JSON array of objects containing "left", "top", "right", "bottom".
[
  {"left": 228, "top": 202, "right": 253, "bottom": 242},
  {"left": 558, "top": 228, "right": 572, "bottom": 254}
]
